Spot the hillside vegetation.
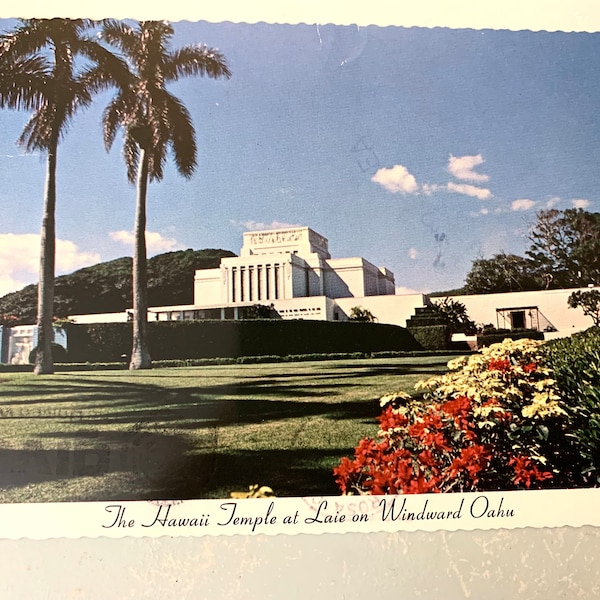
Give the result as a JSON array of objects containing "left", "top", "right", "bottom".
[{"left": 0, "top": 248, "right": 235, "bottom": 325}]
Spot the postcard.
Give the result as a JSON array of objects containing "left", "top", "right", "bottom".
[{"left": 1, "top": 1, "right": 600, "bottom": 547}]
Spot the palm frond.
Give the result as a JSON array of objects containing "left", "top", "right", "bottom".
[
  {"left": 101, "top": 19, "right": 141, "bottom": 60},
  {"left": 0, "top": 54, "right": 50, "bottom": 110},
  {"left": 18, "top": 107, "right": 54, "bottom": 151},
  {"left": 164, "top": 91, "right": 197, "bottom": 177},
  {"left": 75, "top": 38, "right": 133, "bottom": 93},
  {"left": 0, "top": 19, "right": 50, "bottom": 58},
  {"left": 122, "top": 133, "right": 140, "bottom": 183},
  {"left": 164, "top": 45, "right": 231, "bottom": 82},
  {"left": 103, "top": 96, "right": 125, "bottom": 150}
]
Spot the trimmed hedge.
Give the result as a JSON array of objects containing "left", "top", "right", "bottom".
[
  {"left": 64, "top": 319, "right": 423, "bottom": 362},
  {"left": 406, "top": 324, "right": 449, "bottom": 351},
  {"left": 477, "top": 328, "right": 544, "bottom": 348},
  {"left": 28, "top": 342, "right": 68, "bottom": 365}
]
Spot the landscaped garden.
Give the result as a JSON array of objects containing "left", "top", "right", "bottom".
[
  {"left": 1, "top": 326, "right": 598, "bottom": 503},
  {"left": 0, "top": 355, "right": 454, "bottom": 502},
  {"left": 337, "top": 327, "right": 600, "bottom": 495}
]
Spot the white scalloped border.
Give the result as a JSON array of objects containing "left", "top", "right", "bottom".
[
  {"left": 0, "top": 489, "right": 597, "bottom": 540},
  {"left": 0, "top": 1, "right": 600, "bottom": 33}
]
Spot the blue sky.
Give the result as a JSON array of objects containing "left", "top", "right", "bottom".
[{"left": 1, "top": 20, "right": 600, "bottom": 297}]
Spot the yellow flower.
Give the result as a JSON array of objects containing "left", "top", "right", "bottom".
[{"left": 379, "top": 390, "right": 412, "bottom": 408}]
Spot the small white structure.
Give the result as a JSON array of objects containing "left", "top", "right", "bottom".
[
  {"left": 0, "top": 324, "right": 67, "bottom": 365},
  {"left": 442, "top": 287, "right": 599, "bottom": 340}
]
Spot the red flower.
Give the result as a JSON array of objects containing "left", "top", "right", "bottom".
[
  {"left": 447, "top": 444, "right": 490, "bottom": 487},
  {"left": 509, "top": 456, "right": 553, "bottom": 489},
  {"left": 417, "top": 449, "right": 438, "bottom": 469},
  {"left": 488, "top": 358, "right": 511, "bottom": 372},
  {"left": 378, "top": 406, "right": 409, "bottom": 431},
  {"left": 440, "top": 396, "right": 471, "bottom": 418}
]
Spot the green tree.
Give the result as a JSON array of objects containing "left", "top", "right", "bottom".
[
  {"left": 526, "top": 209, "right": 600, "bottom": 288},
  {"left": 464, "top": 252, "right": 541, "bottom": 294},
  {"left": 101, "top": 20, "right": 231, "bottom": 370},
  {"left": 0, "top": 248, "right": 235, "bottom": 325},
  {"left": 432, "top": 298, "right": 476, "bottom": 335},
  {"left": 348, "top": 306, "right": 376, "bottom": 322},
  {"left": 0, "top": 19, "right": 124, "bottom": 374},
  {"left": 568, "top": 290, "right": 600, "bottom": 327}
]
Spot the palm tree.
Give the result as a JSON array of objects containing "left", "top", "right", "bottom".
[
  {"left": 101, "top": 20, "right": 231, "bottom": 370},
  {"left": 0, "top": 19, "right": 126, "bottom": 374}
]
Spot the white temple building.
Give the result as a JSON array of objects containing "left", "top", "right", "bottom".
[
  {"left": 149, "top": 226, "right": 406, "bottom": 323},
  {"left": 129, "top": 225, "right": 600, "bottom": 335}
]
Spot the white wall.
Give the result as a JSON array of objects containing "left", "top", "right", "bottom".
[
  {"left": 335, "top": 293, "right": 429, "bottom": 326},
  {"left": 324, "top": 258, "right": 366, "bottom": 298},
  {"left": 444, "top": 286, "right": 599, "bottom": 336},
  {"left": 193, "top": 269, "right": 222, "bottom": 305}
]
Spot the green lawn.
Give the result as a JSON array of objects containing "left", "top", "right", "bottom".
[{"left": 0, "top": 356, "right": 454, "bottom": 502}]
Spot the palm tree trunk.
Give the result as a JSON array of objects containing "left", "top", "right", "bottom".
[
  {"left": 129, "top": 147, "right": 152, "bottom": 370},
  {"left": 34, "top": 134, "right": 58, "bottom": 375}
]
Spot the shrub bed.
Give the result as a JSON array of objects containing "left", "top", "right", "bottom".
[
  {"left": 542, "top": 327, "right": 600, "bottom": 484},
  {"left": 335, "top": 338, "right": 585, "bottom": 495},
  {"left": 477, "top": 328, "right": 544, "bottom": 348}
]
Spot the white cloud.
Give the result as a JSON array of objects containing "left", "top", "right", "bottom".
[
  {"left": 421, "top": 183, "right": 442, "bottom": 195},
  {"left": 469, "top": 207, "right": 490, "bottom": 217},
  {"left": 408, "top": 247, "right": 419, "bottom": 260},
  {"left": 447, "top": 181, "right": 492, "bottom": 200},
  {"left": 109, "top": 230, "right": 180, "bottom": 253},
  {"left": 447, "top": 154, "right": 489, "bottom": 182},
  {"left": 239, "top": 220, "right": 300, "bottom": 232},
  {"left": 0, "top": 273, "right": 28, "bottom": 298},
  {"left": 371, "top": 165, "right": 419, "bottom": 194},
  {"left": 511, "top": 199, "right": 537, "bottom": 211},
  {"left": 546, "top": 197, "right": 561, "bottom": 208},
  {"left": 0, "top": 233, "right": 100, "bottom": 297},
  {"left": 572, "top": 198, "right": 591, "bottom": 209}
]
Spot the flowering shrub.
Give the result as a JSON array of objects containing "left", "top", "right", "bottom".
[
  {"left": 335, "top": 339, "right": 580, "bottom": 495},
  {"left": 542, "top": 327, "right": 600, "bottom": 484}
]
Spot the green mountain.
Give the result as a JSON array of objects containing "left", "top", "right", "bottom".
[{"left": 0, "top": 248, "right": 236, "bottom": 326}]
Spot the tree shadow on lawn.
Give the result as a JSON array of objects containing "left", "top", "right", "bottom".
[
  {"left": 1, "top": 373, "right": 382, "bottom": 427},
  {"left": 1, "top": 375, "right": 355, "bottom": 404},
  {"left": 0, "top": 426, "right": 353, "bottom": 501},
  {"left": 65, "top": 394, "right": 381, "bottom": 429}
]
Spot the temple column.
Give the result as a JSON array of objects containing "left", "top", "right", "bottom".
[
  {"left": 256, "top": 265, "right": 263, "bottom": 301},
  {"left": 242, "top": 266, "right": 250, "bottom": 302},
  {"left": 230, "top": 267, "right": 237, "bottom": 302},
  {"left": 273, "top": 264, "right": 280, "bottom": 299},
  {"left": 266, "top": 265, "right": 272, "bottom": 300}
]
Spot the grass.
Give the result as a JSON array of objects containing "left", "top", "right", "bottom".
[{"left": 0, "top": 355, "right": 454, "bottom": 502}]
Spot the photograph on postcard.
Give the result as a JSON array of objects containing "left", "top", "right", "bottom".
[{"left": 0, "top": 17, "right": 599, "bottom": 535}]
